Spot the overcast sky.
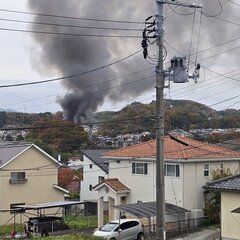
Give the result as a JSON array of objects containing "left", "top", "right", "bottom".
[{"left": 0, "top": 0, "right": 240, "bottom": 121}]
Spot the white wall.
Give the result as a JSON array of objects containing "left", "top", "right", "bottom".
[
  {"left": 183, "top": 161, "right": 240, "bottom": 210},
  {"left": 221, "top": 192, "right": 240, "bottom": 240},
  {"left": 107, "top": 159, "right": 240, "bottom": 211},
  {"left": 108, "top": 160, "right": 184, "bottom": 206},
  {"left": 80, "top": 155, "right": 108, "bottom": 202}
]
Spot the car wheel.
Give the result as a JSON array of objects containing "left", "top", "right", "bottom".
[
  {"left": 110, "top": 238, "right": 116, "bottom": 240},
  {"left": 137, "top": 232, "right": 144, "bottom": 240}
]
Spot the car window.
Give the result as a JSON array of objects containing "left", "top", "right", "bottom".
[
  {"left": 100, "top": 222, "right": 118, "bottom": 232},
  {"left": 120, "top": 221, "right": 134, "bottom": 230}
]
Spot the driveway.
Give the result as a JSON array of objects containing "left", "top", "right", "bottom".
[{"left": 170, "top": 228, "right": 220, "bottom": 240}]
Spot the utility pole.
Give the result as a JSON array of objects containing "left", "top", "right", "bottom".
[
  {"left": 154, "top": 1, "right": 202, "bottom": 240},
  {"left": 155, "top": 1, "right": 165, "bottom": 240}
]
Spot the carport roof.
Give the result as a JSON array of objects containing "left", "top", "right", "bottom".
[{"left": 112, "top": 201, "right": 190, "bottom": 218}]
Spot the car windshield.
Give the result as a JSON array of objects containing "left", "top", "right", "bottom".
[{"left": 100, "top": 222, "right": 119, "bottom": 232}]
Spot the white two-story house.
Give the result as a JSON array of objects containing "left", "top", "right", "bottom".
[
  {"left": 80, "top": 150, "right": 109, "bottom": 206},
  {"left": 92, "top": 135, "right": 240, "bottom": 225}
]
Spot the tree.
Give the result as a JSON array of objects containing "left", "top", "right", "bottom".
[
  {"left": 16, "top": 134, "right": 24, "bottom": 141},
  {"left": 5, "top": 134, "right": 13, "bottom": 141},
  {"left": 26, "top": 117, "right": 89, "bottom": 158},
  {"left": 58, "top": 168, "right": 75, "bottom": 188}
]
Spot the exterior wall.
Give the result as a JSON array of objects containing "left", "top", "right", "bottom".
[
  {"left": 221, "top": 192, "right": 240, "bottom": 240},
  {"left": 108, "top": 160, "right": 184, "bottom": 207},
  {"left": 80, "top": 155, "right": 108, "bottom": 202},
  {"left": 183, "top": 161, "right": 240, "bottom": 210},
  {"left": 108, "top": 159, "right": 240, "bottom": 211},
  {"left": 109, "top": 160, "right": 155, "bottom": 203},
  {"left": 0, "top": 146, "right": 64, "bottom": 225}
]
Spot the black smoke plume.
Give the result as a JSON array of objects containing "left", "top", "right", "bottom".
[{"left": 27, "top": 0, "right": 238, "bottom": 122}]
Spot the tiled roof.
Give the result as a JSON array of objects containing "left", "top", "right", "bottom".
[
  {"left": 207, "top": 174, "right": 240, "bottom": 192},
  {"left": 94, "top": 178, "right": 130, "bottom": 192},
  {"left": 102, "top": 135, "right": 240, "bottom": 161},
  {"left": 0, "top": 142, "right": 31, "bottom": 167},
  {"left": 83, "top": 149, "right": 111, "bottom": 173}
]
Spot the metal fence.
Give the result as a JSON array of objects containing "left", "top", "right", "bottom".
[{"left": 143, "top": 217, "right": 211, "bottom": 239}]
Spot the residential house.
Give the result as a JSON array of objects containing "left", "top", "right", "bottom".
[
  {"left": 206, "top": 174, "right": 240, "bottom": 240},
  {"left": 80, "top": 150, "right": 109, "bottom": 206},
  {"left": 0, "top": 142, "right": 68, "bottom": 225},
  {"left": 93, "top": 135, "right": 240, "bottom": 225}
]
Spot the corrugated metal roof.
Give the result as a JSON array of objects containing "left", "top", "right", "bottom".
[
  {"left": 102, "top": 136, "right": 240, "bottom": 161},
  {"left": 112, "top": 201, "right": 190, "bottom": 218},
  {"left": 0, "top": 142, "right": 31, "bottom": 167},
  {"left": 13, "top": 201, "right": 83, "bottom": 210}
]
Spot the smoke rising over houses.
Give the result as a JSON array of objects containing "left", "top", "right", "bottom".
[{"left": 27, "top": 0, "right": 239, "bottom": 122}]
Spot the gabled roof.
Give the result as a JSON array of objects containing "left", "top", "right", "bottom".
[
  {"left": 93, "top": 178, "right": 130, "bottom": 193},
  {"left": 102, "top": 135, "right": 240, "bottom": 161},
  {"left": 206, "top": 174, "right": 240, "bottom": 192},
  {"left": 83, "top": 149, "right": 111, "bottom": 173},
  {"left": 0, "top": 141, "right": 61, "bottom": 168}
]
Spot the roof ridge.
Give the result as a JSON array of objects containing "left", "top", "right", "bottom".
[{"left": 102, "top": 139, "right": 155, "bottom": 156}]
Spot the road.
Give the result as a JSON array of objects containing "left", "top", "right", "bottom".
[{"left": 171, "top": 228, "right": 220, "bottom": 240}]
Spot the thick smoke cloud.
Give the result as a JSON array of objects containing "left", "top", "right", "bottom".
[{"left": 27, "top": 0, "right": 239, "bottom": 122}]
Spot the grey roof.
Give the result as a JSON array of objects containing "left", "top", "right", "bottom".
[
  {"left": 112, "top": 201, "right": 190, "bottom": 218},
  {"left": 83, "top": 149, "right": 111, "bottom": 173},
  {"left": 207, "top": 174, "right": 240, "bottom": 192},
  {"left": 0, "top": 142, "right": 31, "bottom": 167}
]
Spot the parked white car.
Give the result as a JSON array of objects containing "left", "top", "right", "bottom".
[{"left": 93, "top": 218, "right": 144, "bottom": 240}]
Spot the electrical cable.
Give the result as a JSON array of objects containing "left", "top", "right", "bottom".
[
  {"left": 187, "top": 8, "right": 196, "bottom": 72},
  {"left": 194, "top": 8, "right": 203, "bottom": 68},
  {"left": 200, "top": 0, "right": 223, "bottom": 18},
  {"left": 0, "top": 27, "right": 141, "bottom": 38},
  {"left": 0, "top": 48, "right": 143, "bottom": 88},
  {"left": 226, "top": 0, "right": 240, "bottom": 7},
  {"left": 0, "top": 67, "right": 154, "bottom": 108},
  {"left": 0, "top": 8, "right": 143, "bottom": 24},
  {"left": 0, "top": 17, "right": 143, "bottom": 32}
]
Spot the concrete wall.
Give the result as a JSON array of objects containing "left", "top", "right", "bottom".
[{"left": 221, "top": 192, "right": 240, "bottom": 240}]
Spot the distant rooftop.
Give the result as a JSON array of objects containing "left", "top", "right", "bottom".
[{"left": 0, "top": 141, "right": 31, "bottom": 167}]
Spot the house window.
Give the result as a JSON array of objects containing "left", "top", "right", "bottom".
[
  {"left": 9, "top": 172, "right": 27, "bottom": 184},
  {"left": 164, "top": 164, "right": 180, "bottom": 177},
  {"left": 98, "top": 176, "right": 105, "bottom": 183},
  {"left": 204, "top": 164, "right": 209, "bottom": 177},
  {"left": 89, "top": 185, "right": 92, "bottom": 191},
  {"left": 132, "top": 162, "right": 148, "bottom": 175},
  {"left": 89, "top": 164, "right": 93, "bottom": 169},
  {"left": 220, "top": 163, "right": 224, "bottom": 174}
]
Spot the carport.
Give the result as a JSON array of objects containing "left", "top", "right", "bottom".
[
  {"left": 112, "top": 201, "right": 190, "bottom": 238},
  {"left": 112, "top": 201, "right": 190, "bottom": 218}
]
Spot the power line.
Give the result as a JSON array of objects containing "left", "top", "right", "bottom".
[
  {"left": 0, "top": 8, "right": 143, "bottom": 24},
  {"left": 0, "top": 67, "right": 154, "bottom": 108},
  {"left": 0, "top": 48, "right": 143, "bottom": 88},
  {"left": 0, "top": 27, "right": 141, "bottom": 38},
  {"left": 0, "top": 17, "right": 142, "bottom": 32},
  {"left": 0, "top": 115, "right": 156, "bottom": 131},
  {"left": 226, "top": 0, "right": 240, "bottom": 7}
]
